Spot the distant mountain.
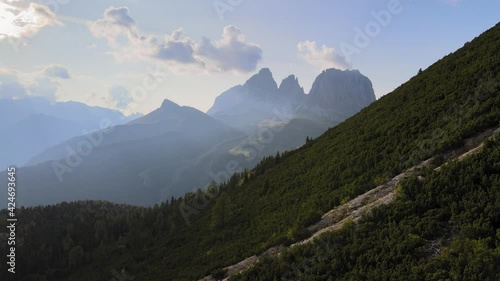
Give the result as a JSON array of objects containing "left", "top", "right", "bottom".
[
  {"left": 5, "top": 68, "right": 377, "bottom": 207},
  {"left": 298, "top": 69, "right": 375, "bottom": 121},
  {"left": 207, "top": 68, "right": 375, "bottom": 132},
  {"left": 207, "top": 68, "right": 284, "bottom": 132},
  {"left": 0, "top": 97, "right": 140, "bottom": 169},
  {"left": 28, "top": 99, "right": 236, "bottom": 165},
  {"left": 3, "top": 66, "right": 377, "bottom": 206},
  {"left": 13, "top": 100, "right": 246, "bottom": 206}
]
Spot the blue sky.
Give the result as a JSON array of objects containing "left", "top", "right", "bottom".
[{"left": 0, "top": 0, "right": 499, "bottom": 115}]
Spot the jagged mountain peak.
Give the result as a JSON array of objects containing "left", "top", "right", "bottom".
[
  {"left": 300, "top": 68, "right": 375, "bottom": 121},
  {"left": 308, "top": 68, "right": 374, "bottom": 99},
  {"left": 311, "top": 68, "right": 364, "bottom": 88},
  {"left": 244, "top": 67, "right": 278, "bottom": 94},
  {"left": 278, "top": 74, "right": 305, "bottom": 97},
  {"left": 207, "top": 67, "right": 376, "bottom": 130}
]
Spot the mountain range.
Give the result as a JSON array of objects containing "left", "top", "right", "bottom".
[
  {"left": 0, "top": 68, "right": 375, "bottom": 206},
  {"left": 207, "top": 68, "right": 375, "bottom": 132},
  {"left": 0, "top": 97, "right": 140, "bottom": 169}
]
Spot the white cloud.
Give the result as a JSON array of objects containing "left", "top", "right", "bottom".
[
  {"left": 88, "top": 6, "right": 262, "bottom": 72},
  {"left": 195, "top": 25, "right": 262, "bottom": 72},
  {"left": 88, "top": 6, "right": 137, "bottom": 47},
  {"left": 147, "top": 28, "right": 199, "bottom": 64},
  {"left": 297, "top": 40, "right": 351, "bottom": 70},
  {"left": 27, "top": 76, "right": 58, "bottom": 101},
  {"left": 44, "top": 64, "right": 71, "bottom": 79},
  {"left": 109, "top": 84, "right": 132, "bottom": 109},
  {"left": 0, "top": 1, "right": 60, "bottom": 41},
  {"left": 0, "top": 64, "right": 70, "bottom": 101},
  {"left": 0, "top": 72, "right": 28, "bottom": 99}
]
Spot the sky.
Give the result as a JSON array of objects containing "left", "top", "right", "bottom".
[{"left": 0, "top": 0, "right": 499, "bottom": 115}]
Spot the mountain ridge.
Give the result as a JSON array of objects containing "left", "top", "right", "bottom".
[
  {"left": 207, "top": 67, "right": 376, "bottom": 132},
  {"left": 0, "top": 97, "right": 139, "bottom": 169}
]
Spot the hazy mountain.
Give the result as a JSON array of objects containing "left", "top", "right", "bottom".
[
  {"left": 207, "top": 68, "right": 376, "bottom": 132},
  {"left": 277, "top": 74, "right": 307, "bottom": 111},
  {"left": 3, "top": 65, "right": 377, "bottom": 206},
  {"left": 10, "top": 100, "right": 245, "bottom": 206},
  {"left": 28, "top": 99, "right": 238, "bottom": 165},
  {"left": 0, "top": 97, "right": 140, "bottom": 169},
  {"left": 298, "top": 69, "right": 375, "bottom": 121},
  {"left": 207, "top": 68, "right": 283, "bottom": 132}
]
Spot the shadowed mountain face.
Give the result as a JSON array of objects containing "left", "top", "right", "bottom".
[
  {"left": 207, "top": 68, "right": 376, "bottom": 132},
  {"left": 28, "top": 100, "right": 237, "bottom": 166},
  {"left": 0, "top": 97, "right": 139, "bottom": 169},
  {"left": 15, "top": 101, "right": 246, "bottom": 206}
]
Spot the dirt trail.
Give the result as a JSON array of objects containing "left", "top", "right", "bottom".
[{"left": 201, "top": 126, "right": 500, "bottom": 281}]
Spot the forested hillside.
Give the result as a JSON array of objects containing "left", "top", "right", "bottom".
[
  {"left": 231, "top": 135, "right": 500, "bottom": 280},
  {"left": 0, "top": 22, "right": 499, "bottom": 281}
]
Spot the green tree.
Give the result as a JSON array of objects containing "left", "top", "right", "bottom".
[
  {"left": 68, "top": 246, "right": 84, "bottom": 268},
  {"left": 211, "top": 192, "right": 231, "bottom": 230},
  {"left": 94, "top": 219, "right": 108, "bottom": 243}
]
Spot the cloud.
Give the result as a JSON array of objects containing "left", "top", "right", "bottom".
[
  {"left": 88, "top": 6, "right": 137, "bottom": 46},
  {"left": 0, "top": 2, "right": 60, "bottom": 41},
  {"left": 0, "top": 73, "right": 28, "bottom": 99},
  {"left": 148, "top": 28, "right": 198, "bottom": 64},
  {"left": 195, "top": 25, "right": 262, "bottom": 72},
  {"left": 88, "top": 6, "right": 262, "bottom": 72},
  {"left": 0, "top": 79, "right": 28, "bottom": 99},
  {"left": 297, "top": 40, "right": 351, "bottom": 70},
  {"left": 0, "top": 64, "right": 69, "bottom": 101},
  {"left": 44, "top": 64, "right": 71, "bottom": 79},
  {"left": 28, "top": 77, "right": 58, "bottom": 101},
  {"left": 109, "top": 84, "right": 132, "bottom": 109}
]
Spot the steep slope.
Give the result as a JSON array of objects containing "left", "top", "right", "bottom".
[
  {"left": 1, "top": 22, "right": 498, "bottom": 281},
  {"left": 206, "top": 125, "right": 500, "bottom": 280},
  {"left": 231, "top": 132, "right": 500, "bottom": 281}
]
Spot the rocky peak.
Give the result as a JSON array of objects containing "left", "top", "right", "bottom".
[
  {"left": 278, "top": 75, "right": 305, "bottom": 98},
  {"left": 305, "top": 68, "right": 376, "bottom": 121},
  {"left": 207, "top": 67, "right": 376, "bottom": 127},
  {"left": 160, "top": 99, "right": 181, "bottom": 111},
  {"left": 244, "top": 68, "right": 278, "bottom": 96}
]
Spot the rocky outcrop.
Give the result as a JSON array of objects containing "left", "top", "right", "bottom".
[
  {"left": 301, "top": 69, "right": 375, "bottom": 121},
  {"left": 278, "top": 75, "right": 305, "bottom": 99}
]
